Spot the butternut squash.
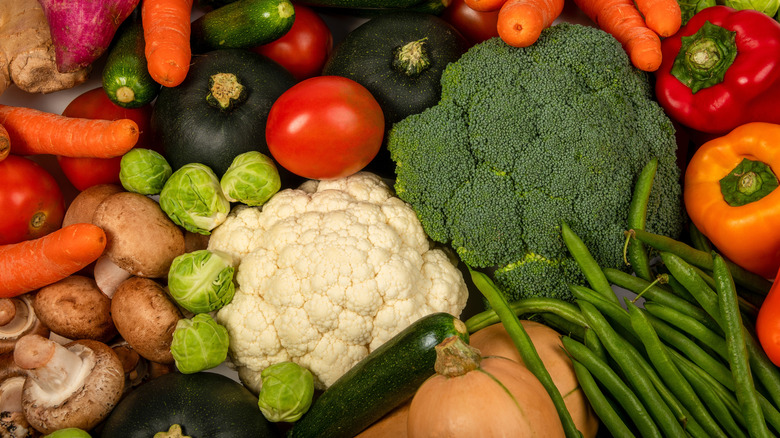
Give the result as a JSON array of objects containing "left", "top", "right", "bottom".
[
  {"left": 469, "top": 321, "right": 599, "bottom": 438},
  {"left": 407, "top": 336, "right": 565, "bottom": 437}
]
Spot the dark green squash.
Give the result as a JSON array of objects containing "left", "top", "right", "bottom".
[
  {"left": 99, "top": 372, "right": 279, "bottom": 438},
  {"left": 322, "top": 12, "right": 468, "bottom": 176},
  {"left": 151, "top": 49, "right": 296, "bottom": 177}
]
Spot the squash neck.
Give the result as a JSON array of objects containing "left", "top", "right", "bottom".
[
  {"left": 392, "top": 38, "right": 431, "bottom": 78},
  {"left": 434, "top": 336, "right": 482, "bottom": 377},
  {"left": 206, "top": 73, "right": 247, "bottom": 112}
]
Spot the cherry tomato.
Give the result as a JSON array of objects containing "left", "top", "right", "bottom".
[
  {"left": 252, "top": 4, "right": 333, "bottom": 81},
  {"left": 266, "top": 76, "right": 384, "bottom": 180},
  {"left": 0, "top": 155, "right": 65, "bottom": 245},
  {"left": 441, "top": 0, "right": 500, "bottom": 46},
  {"left": 57, "top": 87, "right": 155, "bottom": 191}
]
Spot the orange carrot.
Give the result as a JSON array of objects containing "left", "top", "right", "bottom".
[
  {"left": 0, "top": 104, "right": 139, "bottom": 158},
  {"left": 142, "top": 0, "right": 194, "bottom": 87},
  {"left": 0, "top": 124, "right": 8, "bottom": 162},
  {"left": 634, "top": 0, "right": 681, "bottom": 37},
  {"left": 497, "top": 0, "right": 564, "bottom": 47},
  {"left": 465, "top": 0, "right": 509, "bottom": 12},
  {"left": 573, "top": 0, "right": 663, "bottom": 71},
  {"left": 0, "top": 223, "right": 106, "bottom": 298}
]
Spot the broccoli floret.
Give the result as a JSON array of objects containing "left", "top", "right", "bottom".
[{"left": 387, "top": 23, "right": 685, "bottom": 303}]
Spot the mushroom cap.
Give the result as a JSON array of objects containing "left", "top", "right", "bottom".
[
  {"left": 92, "top": 192, "right": 186, "bottom": 278},
  {"left": 62, "top": 184, "right": 124, "bottom": 228},
  {"left": 33, "top": 276, "right": 116, "bottom": 343},
  {"left": 111, "top": 277, "right": 182, "bottom": 364},
  {"left": 0, "top": 294, "right": 50, "bottom": 355},
  {"left": 22, "top": 339, "right": 124, "bottom": 435}
]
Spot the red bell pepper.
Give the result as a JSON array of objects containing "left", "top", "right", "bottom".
[{"left": 654, "top": 6, "right": 780, "bottom": 135}]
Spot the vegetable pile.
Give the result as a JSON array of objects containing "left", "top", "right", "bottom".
[{"left": 1, "top": 0, "right": 780, "bottom": 436}]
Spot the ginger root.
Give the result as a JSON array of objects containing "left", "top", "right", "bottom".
[{"left": 0, "top": 0, "right": 90, "bottom": 96}]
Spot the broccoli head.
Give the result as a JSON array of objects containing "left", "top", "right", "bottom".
[{"left": 387, "top": 23, "right": 685, "bottom": 303}]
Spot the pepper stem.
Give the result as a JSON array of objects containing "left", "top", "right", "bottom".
[
  {"left": 720, "top": 158, "right": 779, "bottom": 206},
  {"left": 671, "top": 21, "right": 737, "bottom": 94},
  {"left": 434, "top": 335, "right": 482, "bottom": 377},
  {"left": 392, "top": 38, "right": 431, "bottom": 78},
  {"left": 206, "top": 73, "right": 247, "bottom": 111}
]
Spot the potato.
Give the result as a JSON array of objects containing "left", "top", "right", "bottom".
[{"left": 92, "top": 191, "right": 185, "bottom": 278}]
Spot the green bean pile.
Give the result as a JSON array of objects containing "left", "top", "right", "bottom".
[{"left": 464, "top": 159, "right": 780, "bottom": 438}]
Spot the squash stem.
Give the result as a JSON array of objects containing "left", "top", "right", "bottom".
[
  {"left": 434, "top": 336, "right": 482, "bottom": 377},
  {"left": 392, "top": 38, "right": 431, "bottom": 78},
  {"left": 206, "top": 73, "right": 247, "bottom": 111}
]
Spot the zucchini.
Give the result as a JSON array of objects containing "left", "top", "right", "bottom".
[
  {"left": 191, "top": 0, "right": 296, "bottom": 53},
  {"left": 102, "top": 18, "right": 160, "bottom": 108},
  {"left": 289, "top": 312, "right": 469, "bottom": 438}
]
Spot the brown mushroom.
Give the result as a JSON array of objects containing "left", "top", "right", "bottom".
[
  {"left": 13, "top": 335, "right": 124, "bottom": 434},
  {"left": 92, "top": 191, "right": 186, "bottom": 278},
  {"left": 92, "top": 255, "right": 133, "bottom": 299},
  {"left": 110, "top": 340, "right": 177, "bottom": 395},
  {"left": 0, "top": 295, "right": 49, "bottom": 355},
  {"left": 33, "top": 276, "right": 117, "bottom": 343},
  {"left": 111, "top": 277, "right": 183, "bottom": 364},
  {"left": 62, "top": 183, "right": 124, "bottom": 228},
  {"left": 0, "top": 353, "right": 36, "bottom": 438}
]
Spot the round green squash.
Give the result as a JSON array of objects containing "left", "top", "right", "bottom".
[
  {"left": 99, "top": 372, "right": 280, "bottom": 438},
  {"left": 322, "top": 12, "right": 468, "bottom": 176},
  {"left": 151, "top": 49, "right": 296, "bottom": 177}
]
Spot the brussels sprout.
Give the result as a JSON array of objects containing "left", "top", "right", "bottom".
[
  {"left": 722, "top": 0, "right": 779, "bottom": 17},
  {"left": 257, "top": 361, "right": 315, "bottom": 422},
  {"left": 220, "top": 151, "right": 282, "bottom": 206},
  {"left": 170, "top": 313, "right": 229, "bottom": 374},
  {"left": 168, "top": 249, "right": 236, "bottom": 313},
  {"left": 43, "top": 428, "right": 92, "bottom": 438},
  {"left": 119, "top": 148, "right": 173, "bottom": 195},
  {"left": 159, "top": 163, "right": 231, "bottom": 235}
]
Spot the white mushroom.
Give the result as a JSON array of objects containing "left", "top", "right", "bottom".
[
  {"left": 13, "top": 335, "right": 124, "bottom": 434},
  {"left": 92, "top": 256, "right": 132, "bottom": 299},
  {"left": 0, "top": 353, "right": 36, "bottom": 438},
  {"left": 0, "top": 295, "right": 49, "bottom": 355}
]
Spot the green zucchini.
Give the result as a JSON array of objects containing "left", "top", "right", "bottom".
[
  {"left": 102, "top": 19, "right": 160, "bottom": 108},
  {"left": 289, "top": 312, "right": 469, "bottom": 438},
  {"left": 191, "top": 0, "right": 296, "bottom": 53}
]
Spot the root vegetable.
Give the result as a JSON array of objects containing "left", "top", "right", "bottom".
[
  {"left": 33, "top": 275, "right": 117, "bottom": 342},
  {"left": 13, "top": 334, "right": 124, "bottom": 434},
  {"left": 0, "top": 0, "right": 89, "bottom": 96},
  {"left": 37, "top": 0, "right": 140, "bottom": 73}
]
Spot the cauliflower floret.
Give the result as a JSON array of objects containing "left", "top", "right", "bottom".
[{"left": 210, "top": 172, "right": 469, "bottom": 390}]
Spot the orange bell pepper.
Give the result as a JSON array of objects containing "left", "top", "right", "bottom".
[{"left": 684, "top": 122, "right": 780, "bottom": 279}]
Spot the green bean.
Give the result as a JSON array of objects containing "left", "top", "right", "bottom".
[
  {"left": 643, "top": 301, "right": 729, "bottom": 362},
  {"left": 673, "top": 351, "right": 748, "bottom": 438},
  {"left": 632, "top": 228, "right": 772, "bottom": 296},
  {"left": 625, "top": 157, "right": 658, "bottom": 282},
  {"left": 745, "top": 330, "right": 780, "bottom": 409},
  {"left": 561, "top": 221, "right": 619, "bottom": 304},
  {"left": 464, "top": 296, "right": 588, "bottom": 333},
  {"left": 664, "top": 272, "right": 698, "bottom": 304},
  {"left": 583, "top": 327, "right": 608, "bottom": 363},
  {"left": 578, "top": 300, "right": 689, "bottom": 437},
  {"left": 540, "top": 312, "right": 587, "bottom": 341},
  {"left": 562, "top": 336, "right": 660, "bottom": 438},
  {"left": 661, "top": 252, "right": 721, "bottom": 321},
  {"left": 468, "top": 267, "right": 582, "bottom": 438},
  {"left": 690, "top": 264, "right": 760, "bottom": 321},
  {"left": 603, "top": 267, "right": 721, "bottom": 334},
  {"left": 688, "top": 222, "right": 713, "bottom": 254},
  {"left": 713, "top": 254, "right": 771, "bottom": 438},
  {"left": 626, "top": 300, "right": 728, "bottom": 438},
  {"left": 568, "top": 284, "right": 642, "bottom": 351},
  {"left": 569, "top": 358, "right": 638, "bottom": 438}
]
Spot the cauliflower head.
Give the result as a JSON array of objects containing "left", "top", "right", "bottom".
[{"left": 209, "top": 172, "right": 469, "bottom": 390}]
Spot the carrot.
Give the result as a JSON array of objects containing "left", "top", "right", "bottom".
[
  {"left": 142, "top": 0, "right": 193, "bottom": 87},
  {"left": 497, "top": 0, "right": 564, "bottom": 47},
  {"left": 0, "top": 104, "right": 139, "bottom": 158},
  {"left": 572, "top": 0, "right": 663, "bottom": 71},
  {"left": 0, "top": 223, "right": 106, "bottom": 298},
  {"left": 634, "top": 0, "right": 681, "bottom": 37},
  {"left": 465, "top": 0, "right": 509, "bottom": 12},
  {"left": 0, "top": 124, "right": 9, "bottom": 162}
]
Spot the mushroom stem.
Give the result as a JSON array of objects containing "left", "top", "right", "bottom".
[{"left": 13, "top": 334, "right": 95, "bottom": 406}]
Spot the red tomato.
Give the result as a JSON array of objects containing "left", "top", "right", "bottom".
[
  {"left": 57, "top": 87, "right": 155, "bottom": 191},
  {"left": 441, "top": 0, "right": 500, "bottom": 46},
  {"left": 0, "top": 156, "right": 65, "bottom": 245},
  {"left": 266, "top": 76, "right": 384, "bottom": 180},
  {"left": 252, "top": 4, "right": 333, "bottom": 81}
]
